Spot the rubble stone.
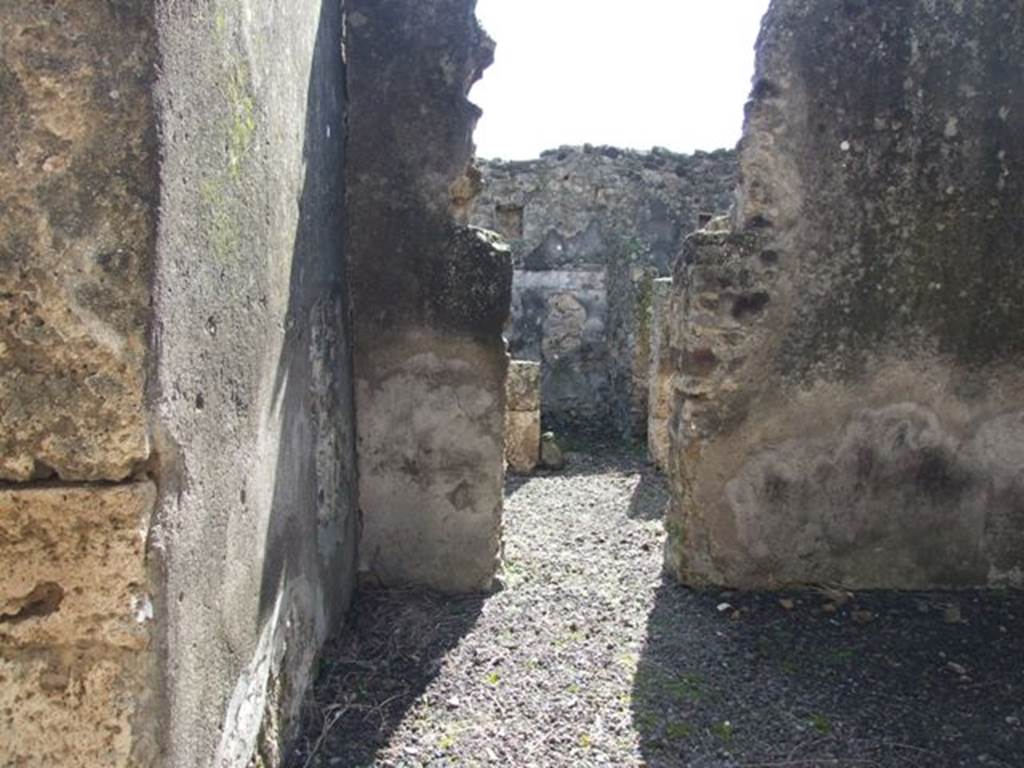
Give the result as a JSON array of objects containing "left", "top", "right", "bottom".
[{"left": 540, "top": 432, "right": 566, "bottom": 471}]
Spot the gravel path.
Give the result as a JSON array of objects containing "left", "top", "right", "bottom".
[{"left": 290, "top": 448, "right": 1024, "bottom": 768}]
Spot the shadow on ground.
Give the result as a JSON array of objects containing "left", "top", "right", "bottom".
[
  {"left": 633, "top": 580, "right": 1024, "bottom": 767},
  {"left": 627, "top": 467, "right": 669, "bottom": 521},
  {"left": 287, "top": 588, "right": 484, "bottom": 767}
]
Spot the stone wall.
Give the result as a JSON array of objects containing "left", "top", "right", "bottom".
[
  {"left": 2, "top": 0, "right": 510, "bottom": 760},
  {"left": 666, "top": 0, "right": 1024, "bottom": 590},
  {"left": 509, "top": 268, "right": 609, "bottom": 426},
  {"left": 347, "top": 0, "right": 513, "bottom": 593},
  {"left": 471, "top": 146, "right": 736, "bottom": 436},
  {"left": 1, "top": 2, "right": 357, "bottom": 766},
  {"left": 152, "top": 2, "right": 356, "bottom": 765},
  {"left": 0, "top": 4, "right": 161, "bottom": 764}
]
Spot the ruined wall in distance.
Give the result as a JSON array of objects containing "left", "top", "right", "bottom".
[
  {"left": 152, "top": 2, "right": 357, "bottom": 765},
  {"left": 471, "top": 147, "right": 736, "bottom": 436},
  {"left": 666, "top": 0, "right": 1024, "bottom": 589},
  {"left": 347, "top": 0, "right": 512, "bottom": 593}
]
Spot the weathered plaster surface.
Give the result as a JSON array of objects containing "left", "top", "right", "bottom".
[
  {"left": 471, "top": 147, "right": 736, "bottom": 435},
  {"left": 666, "top": 0, "right": 1024, "bottom": 589},
  {"left": 357, "top": 334, "right": 507, "bottom": 591},
  {"left": 152, "top": 1, "right": 356, "bottom": 765},
  {"left": 347, "top": 0, "right": 512, "bottom": 593}
]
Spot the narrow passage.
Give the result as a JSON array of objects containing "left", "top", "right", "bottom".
[{"left": 292, "top": 448, "right": 1024, "bottom": 767}]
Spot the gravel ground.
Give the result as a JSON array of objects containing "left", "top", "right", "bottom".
[{"left": 289, "top": 447, "right": 1024, "bottom": 768}]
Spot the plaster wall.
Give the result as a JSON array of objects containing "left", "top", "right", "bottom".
[{"left": 152, "top": 2, "right": 356, "bottom": 765}]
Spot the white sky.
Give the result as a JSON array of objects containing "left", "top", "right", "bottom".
[{"left": 471, "top": 0, "right": 772, "bottom": 160}]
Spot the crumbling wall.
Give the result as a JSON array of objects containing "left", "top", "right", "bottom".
[
  {"left": 0, "top": 2, "right": 357, "bottom": 766},
  {"left": 346, "top": 0, "right": 513, "bottom": 593},
  {"left": 666, "top": 0, "right": 1024, "bottom": 589},
  {"left": 471, "top": 147, "right": 736, "bottom": 436}
]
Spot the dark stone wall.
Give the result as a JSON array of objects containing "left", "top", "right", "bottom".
[
  {"left": 666, "top": 0, "right": 1024, "bottom": 590},
  {"left": 762, "top": 0, "right": 1024, "bottom": 380},
  {"left": 346, "top": 0, "right": 510, "bottom": 341},
  {"left": 346, "top": 0, "right": 513, "bottom": 593}
]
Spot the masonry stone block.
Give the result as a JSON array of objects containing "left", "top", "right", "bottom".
[
  {"left": 0, "top": 2, "right": 157, "bottom": 483},
  {"left": 0, "top": 5, "right": 161, "bottom": 765},
  {"left": 507, "top": 359, "right": 542, "bottom": 412},
  {"left": 506, "top": 360, "right": 541, "bottom": 474},
  {"left": 647, "top": 278, "right": 674, "bottom": 469},
  {"left": 0, "top": 483, "right": 154, "bottom": 650},
  {"left": 0, "top": 649, "right": 156, "bottom": 767}
]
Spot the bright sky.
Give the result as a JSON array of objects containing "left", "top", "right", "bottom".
[{"left": 471, "top": 0, "right": 771, "bottom": 160}]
